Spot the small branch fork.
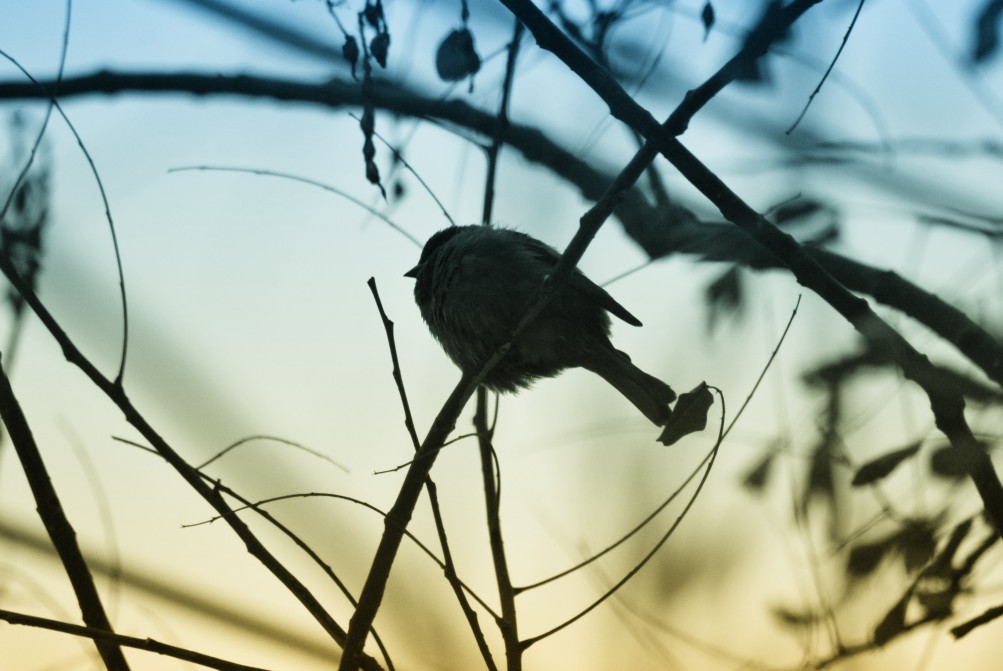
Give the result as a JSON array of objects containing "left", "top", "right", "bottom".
[
  {"left": 0, "top": 242, "right": 384, "bottom": 671},
  {"left": 339, "top": 3, "right": 827, "bottom": 668}
]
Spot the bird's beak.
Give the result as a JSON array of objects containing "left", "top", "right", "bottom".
[{"left": 404, "top": 265, "right": 420, "bottom": 279}]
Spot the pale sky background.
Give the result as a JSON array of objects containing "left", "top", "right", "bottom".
[{"left": 0, "top": 1, "right": 1002, "bottom": 669}]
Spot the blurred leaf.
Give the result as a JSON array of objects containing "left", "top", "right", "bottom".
[
  {"left": 899, "top": 520, "right": 936, "bottom": 572},
  {"left": 847, "top": 519, "right": 938, "bottom": 582},
  {"left": 658, "top": 382, "right": 713, "bottom": 446},
  {"left": 772, "top": 198, "right": 824, "bottom": 225},
  {"left": 848, "top": 538, "right": 893, "bottom": 577},
  {"left": 701, "top": 2, "right": 715, "bottom": 40},
  {"left": 971, "top": 0, "right": 1003, "bottom": 63},
  {"left": 436, "top": 28, "right": 481, "bottom": 82},
  {"left": 940, "top": 518, "right": 975, "bottom": 566},
  {"left": 916, "top": 557, "right": 957, "bottom": 619},
  {"left": 930, "top": 444, "right": 968, "bottom": 480},
  {"left": 874, "top": 589, "right": 911, "bottom": 645},
  {"left": 913, "top": 519, "right": 973, "bottom": 618},
  {"left": 772, "top": 605, "right": 822, "bottom": 628},
  {"left": 742, "top": 443, "right": 780, "bottom": 493},
  {"left": 851, "top": 443, "right": 921, "bottom": 486},
  {"left": 362, "top": 0, "right": 383, "bottom": 28},
  {"left": 705, "top": 265, "right": 743, "bottom": 332},
  {"left": 801, "top": 436, "right": 836, "bottom": 513},
  {"left": 803, "top": 348, "right": 888, "bottom": 387}
]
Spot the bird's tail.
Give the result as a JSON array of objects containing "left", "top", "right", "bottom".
[{"left": 584, "top": 347, "right": 676, "bottom": 426}]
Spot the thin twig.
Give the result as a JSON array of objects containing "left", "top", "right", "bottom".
[
  {"left": 476, "top": 391, "right": 519, "bottom": 671},
  {"left": 0, "top": 245, "right": 383, "bottom": 671},
  {"left": 520, "top": 389, "right": 726, "bottom": 648},
  {"left": 169, "top": 165, "right": 419, "bottom": 246},
  {"left": 347, "top": 113, "right": 456, "bottom": 227},
  {"left": 0, "top": 357, "right": 130, "bottom": 670},
  {"left": 481, "top": 19, "right": 525, "bottom": 227},
  {"left": 367, "top": 277, "right": 498, "bottom": 667},
  {"left": 338, "top": 370, "right": 480, "bottom": 670},
  {"left": 474, "top": 17, "right": 526, "bottom": 671},
  {"left": 0, "top": 48, "right": 131, "bottom": 385},
  {"left": 341, "top": 62, "right": 663, "bottom": 667},
  {"left": 787, "top": 0, "right": 868, "bottom": 134},
  {"left": 197, "top": 434, "right": 348, "bottom": 472},
  {"left": 113, "top": 437, "right": 395, "bottom": 670},
  {"left": 0, "top": 607, "right": 268, "bottom": 671}
]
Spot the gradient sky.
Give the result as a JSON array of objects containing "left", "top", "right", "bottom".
[{"left": 1, "top": 1, "right": 1002, "bottom": 669}]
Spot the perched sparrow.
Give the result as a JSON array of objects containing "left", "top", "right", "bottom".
[{"left": 405, "top": 225, "right": 676, "bottom": 425}]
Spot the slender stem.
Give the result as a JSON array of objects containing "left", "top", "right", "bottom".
[
  {"left": 0, "top": 358, "right": 131, "bottom": 670},
  {"left": 475, "top": 391, "right": 520, "bottom": 670},
  {"left": 367, "top": 278, "right": 496, "bottom": 670},
  {"left": 339, "top": 374, "right": 479, "bottom": 670},
  {"left": 0, "top": 250, "right": 383, "bottom": 670},
  {"left": 481, "top": 19, "right": 525, "bottom": 227},
  {"left": 0, "top": 608, "right": 267, "bottom": 671}
]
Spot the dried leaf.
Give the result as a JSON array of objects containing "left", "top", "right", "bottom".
[
  {"left": 370, "top": 32, "right": 390, "bottom": 68},
  {"left": 899, "top": 520, "right": 936, "bottom": 572},
  {"left": 701, "top": 2, "right": 715, "bottom": 40},
  {"left": 658, "top": 382, "right": 713, "bottom": 446},
  {"left": 342, "top": 35, "right": 360, "bottom": 79},
  {"left": 436, "top": 28, "right": 481, "bottom": 82},
  {"left": 851, "top": 443, "right": 921, "bottom": 486},
  {"left": 972, "top": 0, "right": 1003, "bottom": 63}
]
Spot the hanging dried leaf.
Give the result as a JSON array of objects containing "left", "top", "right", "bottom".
[
  {"left": 436, "top": 28, "right": 481, "bottom": 82},
  {"left": 360, "top": 59, "right": 386, "bottom": 199},
  {"left": 658, "top": 382, "right": 713, "bottom": 446},
  {"left": 701, "top": 2, "right": 715, "bottom": 40},
  {"left": 343, "top": 35, "right": 360, "bottom": 79},
  {"left": 370, "top": 32, "right": 390, "bottom": 68}
]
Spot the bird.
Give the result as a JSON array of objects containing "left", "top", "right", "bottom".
[{"left": 404, "top": 225, "right": 676, "bottom": 425}]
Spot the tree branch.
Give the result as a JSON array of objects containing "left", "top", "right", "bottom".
[
  {"left": 0, "top": 357, "right": 131, "bottom": 670},
  {"left": 499, "top": 0, "right": 1003, "bottom": 534},
  {"left": 0, "top": 607, "right": 269, "bottom": 671},
  {"left": 2, "top": 70, "right": 996, "bottom": 389}
]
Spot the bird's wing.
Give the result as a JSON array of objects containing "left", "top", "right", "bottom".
[
  {"left": 519, "top": 233, "right": 643, "bottom": 327},
  {"left": 568, "top": 272, "right": 643, "bottom": 326}
]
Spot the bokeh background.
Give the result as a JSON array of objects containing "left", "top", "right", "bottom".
[{"left": 1, "top": 0, "right": 1002, "bottom": 669}]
